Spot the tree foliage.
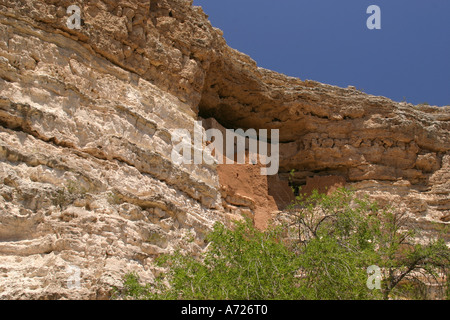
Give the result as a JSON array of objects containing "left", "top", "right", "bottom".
[{"left": 115, "top": 188, "right": 449, "bottom": 300}]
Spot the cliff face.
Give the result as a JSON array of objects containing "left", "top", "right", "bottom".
[{"left": 0, "top": 0, "right": 448, "bottom": 299}]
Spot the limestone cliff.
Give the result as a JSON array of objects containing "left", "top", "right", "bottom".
[{"left": 0, "top": 0, "right": 448, "bottom": 299}]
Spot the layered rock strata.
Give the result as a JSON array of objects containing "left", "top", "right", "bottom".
[{"left": 0, "top": 0, "right": 448, "bottom": 299}]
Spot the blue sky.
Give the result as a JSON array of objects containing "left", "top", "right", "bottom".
[{"left": 193, "top": 0, "right": 450, "bottom": 106}]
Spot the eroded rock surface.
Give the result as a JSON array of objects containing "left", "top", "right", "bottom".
[{"left": 0, "top": 0, "right": 448, "bottom": 299}]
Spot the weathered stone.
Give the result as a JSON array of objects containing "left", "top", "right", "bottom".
[{"left": 0, "top": 0, "right": 448, "bottom": 300}]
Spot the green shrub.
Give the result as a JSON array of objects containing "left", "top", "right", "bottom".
[
  {"left": 116, "top": 188, "right": 449, "bottom": 300},
  {"left": 117, "top": 219, "right": 303, "bottom": 300}
]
